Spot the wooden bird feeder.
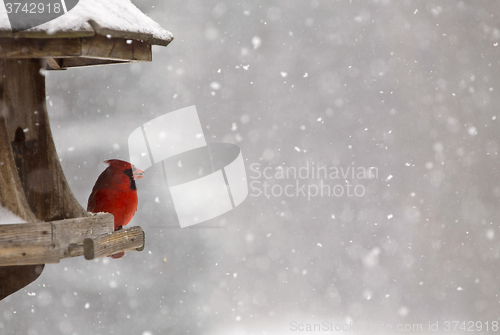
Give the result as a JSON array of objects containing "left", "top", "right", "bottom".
[{"left": 0, "top": 1, "right": 173, "bottom": 300}]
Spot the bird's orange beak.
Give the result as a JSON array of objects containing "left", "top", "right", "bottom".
[{"left": 133, "top": 167, "right": 145, "bottom": 180}]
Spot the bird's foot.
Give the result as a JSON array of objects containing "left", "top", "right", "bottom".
[{"left": 108, "top": 251, "right": 125, "bottom": 259}]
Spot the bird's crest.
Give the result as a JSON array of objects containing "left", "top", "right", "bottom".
[{"left": 104, "top": 159, "right": 134, "bottom": 170}]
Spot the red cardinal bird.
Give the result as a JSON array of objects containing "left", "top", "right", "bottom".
[{"left": 87, "top": 159, "right": 144, "bottom": 259}]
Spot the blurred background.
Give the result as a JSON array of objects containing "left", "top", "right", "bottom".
[{"left": 3, "top": 0, "right": 500, "bottom": 334}]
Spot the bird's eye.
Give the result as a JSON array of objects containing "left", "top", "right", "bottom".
[{"left": 124, "top": 168, "right": 134, "bottom": 178}]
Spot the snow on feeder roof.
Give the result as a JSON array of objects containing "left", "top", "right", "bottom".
[{"left": 0, "top": 0, "right": 173, "bottom": 68}]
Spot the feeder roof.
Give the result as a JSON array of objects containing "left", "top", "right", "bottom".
[{"left": 0, "top": 0, "right": 173, "bottom": 46}]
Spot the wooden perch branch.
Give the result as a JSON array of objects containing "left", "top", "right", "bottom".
[
  {"left": 84, "top": 226, "right": 145, "bottom": 260},
  {"left": 0, "top": 214, "right": 145, "bottom": 266},
  {"left": 0, "top": 222, "right": 59, "bottom": 265},
  {"left": 51, "top": 214, "right": 114, "bottom": 258},
  {"left": 0, "top": 241, "right": 60, "bottom": 266}
]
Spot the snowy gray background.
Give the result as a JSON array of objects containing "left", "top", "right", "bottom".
[{"left": 3, "top": 0, "right": 500, "bottom": 334}]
